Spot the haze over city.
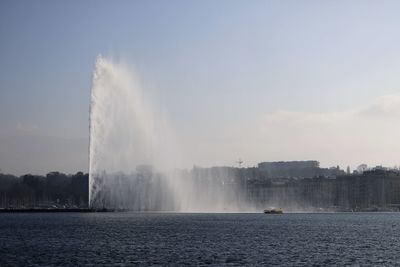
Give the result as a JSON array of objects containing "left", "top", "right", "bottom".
[{"left": 1, "top": 1, "right": 400, "bottom": 175}]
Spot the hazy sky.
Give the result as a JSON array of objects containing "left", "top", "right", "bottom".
[{"left": 1, "top": 1, "right": 400, "bottom": 175}]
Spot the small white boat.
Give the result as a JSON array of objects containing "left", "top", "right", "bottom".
[{"left": 263, "top": 208, "right": 283, "bottom": 214}]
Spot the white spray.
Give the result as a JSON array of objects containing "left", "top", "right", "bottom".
[{"left": 89, "top": 56, "right": 251, "bottom": 211}]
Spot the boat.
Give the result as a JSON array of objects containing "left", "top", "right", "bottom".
[{"left": 263, "top": 208, "right": 283, "bottom": 214}]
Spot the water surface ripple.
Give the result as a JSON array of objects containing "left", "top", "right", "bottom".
[{"left": 0, "top": 213, "right": 399, "bottom": 266}]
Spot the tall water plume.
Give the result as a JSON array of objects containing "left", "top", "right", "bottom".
[
  {"left": 89, "top": 56, "right": 252, "bottom": 211},
  {"left": 89, "top": 56, "right": 180, "bottom": 209}
]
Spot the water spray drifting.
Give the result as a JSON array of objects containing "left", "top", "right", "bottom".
[
  {"left": 88, "top": 56, "right": 251, "bottom": 211},
  {"left": 88, "top": 56, "right": 179, "bottom": 209}
]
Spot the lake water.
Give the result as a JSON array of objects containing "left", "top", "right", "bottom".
[{"left": 0, "top": 212, "right": 399, "bottom": 266}]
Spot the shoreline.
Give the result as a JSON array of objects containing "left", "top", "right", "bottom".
[
  {"left": 0, "top": 208, "right": 129, "bottom": 213},
  {"left": 0, "top": 208, "right": 399, "bottom": 213}
]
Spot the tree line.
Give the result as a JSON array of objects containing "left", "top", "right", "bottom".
[{"left": 0, "top": 172, "right": 88, "bottom": 209}]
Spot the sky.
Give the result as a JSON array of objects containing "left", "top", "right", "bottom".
[{"left": 0, "top": 1, "right": 400, "bottom": 175}]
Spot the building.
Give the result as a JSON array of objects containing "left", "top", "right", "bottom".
[{"left": 257, "top": 161, "right": 321, "bottom": 178}]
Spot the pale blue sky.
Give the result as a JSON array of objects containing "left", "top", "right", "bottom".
[{"left": 1, "top": 1, "right": 400, "bottom": 174}]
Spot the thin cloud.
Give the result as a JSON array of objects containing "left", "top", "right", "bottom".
[
  {"left": 259, "top": 94, "right": 400, "bottom": 168},
  {"left": 358, "top": 94, "right": 400, "bottom": 119}
]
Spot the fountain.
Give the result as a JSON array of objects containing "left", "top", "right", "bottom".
[
  {"left": 88, "top": 56, "right": 178, "bottom": 210},
  {"left": 89, "top": 56, "right": 250, "bottom": 212}
]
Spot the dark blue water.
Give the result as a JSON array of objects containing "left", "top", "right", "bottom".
[{"left": 0, "top": 212, "right": 399, "bottom": 266}]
